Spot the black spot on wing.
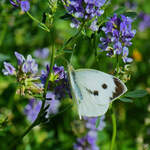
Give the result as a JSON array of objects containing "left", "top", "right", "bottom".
[
  {"left": 102, "top": 83, "right": 108, "bottom": 89},
  {"left": 93, "top": 90, "right": 99, "bottom": 96},
  {"left": 85, "top": 88, "right": 99, "bottom": 96},
  {"left": 110, "top": 77, "right": 125, "bottom": 100}
]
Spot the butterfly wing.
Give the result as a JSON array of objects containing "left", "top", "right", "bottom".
[{"left": 71, "top": 69, "right": 127, "bottom": 118}]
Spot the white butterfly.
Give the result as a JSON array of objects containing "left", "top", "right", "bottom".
[{"left": 68, "top": 65, "right": 127, "bottom": 119}]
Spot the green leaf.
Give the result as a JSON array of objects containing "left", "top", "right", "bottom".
[
  {"left": 113, "top": 7, "right": 126, "bottom": 15},
  {"left": 119, "top": 97, "right": 133, "bottom": 103},
  {"left": 123, "top": 12, "right": 137, "bottom": 18},
  {"left": 96, "top": 116, "right": 101, "bottom": 128},
  {"left": 63, "top": 49, "right": 73, "bottom": 53},
  {"left": 60, "top": 13, "right": 73, "bottom": 20},
  {"left": 125, "top": 90, "right": 148, "bottom": 98},
  {"left": 0, "top": 53, "right": 10, "bottom": 62}
]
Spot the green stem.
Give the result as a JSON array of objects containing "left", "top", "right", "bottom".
[
  {"left": 116, "top": 54, "right": 120, "bottom": 76},
  {"left": 44, "top": 44, "right": 55, "bottom": 96},
  {"left": 26, "top": 12, "right": 50, "bottom": 32},
  {"left": 0, "top": 24, "right": 7, "bottom": 46},
  {"left": 11, "top": 45, "right": 55, "bottom": 148},
  {"left": 110, "top": 106, "right": 117, "bottom": 150},
  {"left": 110, "top": 54, "right": 120, "bottom": 150}
]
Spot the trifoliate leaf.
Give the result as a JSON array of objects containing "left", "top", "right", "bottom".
[
  {"left": 119, "top": 97, "right": 133, "bottom": 103},
  {"left": 125, "top": 90, "right": 148, "bottom": 98}
]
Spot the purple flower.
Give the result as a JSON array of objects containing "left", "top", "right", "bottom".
[
  {"left": 20, "top": 0, "right": 30, "bottom": 12},
  {"left": 40, "top": 64, "right": 72, "bottom": 100},
  {"left": 125, "top": 1, "right": 137, "bottom": 10},
  {"left": 53, "top": 64, "right": 65, "bottom": 80},
  {"left": 2, "top": 62, "right": 16, "bottom": 76},
  {"left": 24, "top": 99, "right": 42, "bottom": 123},
  {"left": 15, "top": 51, "right": 25, "bottom": 65},
  {"left": 90, "top": 19, "right": 99, "bottom": 31},
  {"left": 63, "top": 0, "right": 107, "bottom": 31},
  {"left": 87, "top": 130, "right": 97, "bottom": 145},
  {"left": 99, "top": 14, "right": 135, "bottom": 63},
  {"left": 9, "top": 0, "right": 30, "bottom": 12},
  {"left": 138, "top": 13, "right": 150, "bottom": 31},
  {"left": 10, "top": 0, "right": 19, "bottom": 7},
  {"left": 84, "top": 115, "right": 106, "bottom": 131},
  {"left": 34, "top": 48, "right": 49, "bottom": 59},
  {"left": 74, "top": 131, "right": 99, "bottom": 150},
  {"left": 70, "top": 18, "right": 81, "bottom": 28},
  {"left": 74, "top": 116, "right": 105, "bottom": 149},
  {"left": 122, "top": 47, "right": 133, "bottom": 63},
  {"left": 22, "top": 55, "right": 38, "bottom": 74},
  {"left": 45, "top": 92, "right": 60, "bottom": 117}
]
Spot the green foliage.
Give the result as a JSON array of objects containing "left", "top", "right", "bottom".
[
  {"left": 125, "top": 90, "right": 148, "bottom": 98},
  {"left": 0, "top": 0, "right": 150, "bottom": 150}
]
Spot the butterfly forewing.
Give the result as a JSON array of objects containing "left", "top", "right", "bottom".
[{"left": 69, "top": 67, "right": 127, "bottom": 118}]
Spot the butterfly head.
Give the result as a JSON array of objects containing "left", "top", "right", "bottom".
[{"left": 68, "top": 64, "right": 75, "bottom": 73}]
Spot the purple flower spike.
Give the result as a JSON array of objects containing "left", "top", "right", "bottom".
[
  {"left": 99, "top": 14, "right": 135, "bottom": 63},
  {"left": 20, "top": 0, "right": 30, "bottom": 12},
  {"left": 74, "top": 116, "right": 106, "bottom": 149},
  {"left": 63, "top": 0, "right": 107, "bottom": 31},
  {"left": 15, "top": 51, "right": 25, "bottom": 65},
  {"left": 34, "top": 48, "right": 50, "bottom": 59},
  {"left": 2, "top": 62, "right": 16, "bottom": 76}
]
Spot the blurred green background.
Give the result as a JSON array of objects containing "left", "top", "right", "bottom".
[{"left": 0, "top": 0, "right": 150, "bottom": 150}]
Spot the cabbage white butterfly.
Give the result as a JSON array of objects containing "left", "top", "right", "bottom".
[{"left": 68, "top": 65, "right": 127, "bottom": 118}]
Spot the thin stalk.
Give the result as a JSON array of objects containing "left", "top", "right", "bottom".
[
  {"left": 110, "top": 55, "right": 119, "bottom": 150},
  {"left": 26, "top": 12, "right": 50, "bottom": 32},
  {"left": 110, "top": 106, "right": 117, "bottom": 150},
  {"left": 116, "top": 54, "right": 120, "bottom": 76},
  {"left": 44, "top": 44, "right": 55, "bottom": 97},
  {"left": 0, "top": 24, "right": 7, "bottom": 46}
]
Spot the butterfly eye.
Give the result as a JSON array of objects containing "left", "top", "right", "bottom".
[{"left": 102, "top": 83, "right": 108, "bottom": 89}]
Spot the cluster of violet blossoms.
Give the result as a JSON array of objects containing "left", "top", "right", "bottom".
[
  {"left": 10, "top": 0, "right": 30, "bottom": 12},
  {"left": 138, "top": 13, "right": 150, "bottom": 32},
  {"left": 40, "top": 64, "right": 72, "bottom": 100},
  {"left": 62, "top": 0, "right": 109, "bottom": 31},
  {"left": 24, "top": 64, "right": 71, "bottom": 122},
  {"left": 99, "top": 14, "right": 136, "bottom": 63},
  {"left": 74, "top": 116, "right": 106, "bottom": 150},
  {"left": 2, "top": 52, "right": 40, "bottom": 95},
  {"left": 2, "top": 52, "right": 38, "bottom": 76}
]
